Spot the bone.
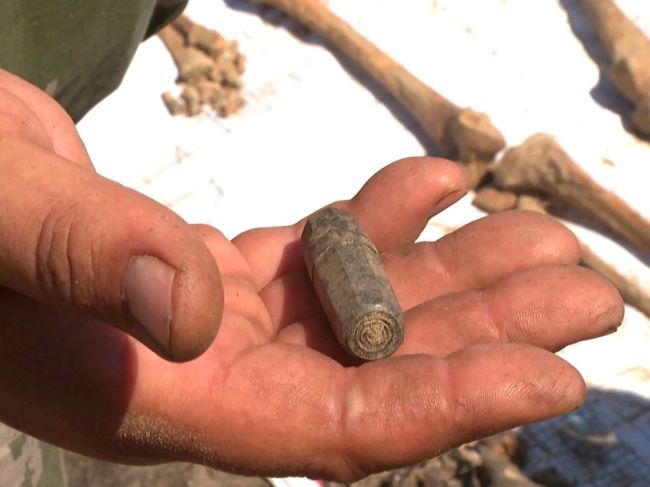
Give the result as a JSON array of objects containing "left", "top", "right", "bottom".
[
  {"left": 579, "top": 242, "right": 650, "bottom": 318},
  {"left": 493, "top": 133, "right": 650, "bottom": 256},
  {"left": 516, "top": 195, "right": 650, "bottom": 319},
  {"left": 158, "top": 16, "right": 246, "bottom": 118},
  {"left": 579, "top": 0, "right": 650, "bottom": 136},
  {"left": 247, "top": 0, "right": 505, "bottom": 186},
  {"left": 172, "top": 14, "right": 227, "bottom": 57},
  {"left": 478, "top": 445, "right": 542, "bottom": 487},
  {"left": 158, "top": 26, "right": 214, "bottom": 82},
  {"left": 473, "top": 187, "right": 519, "bottom": 213},
  {"left": 249, "top": 0, "right": 650, "bottom": 299}
]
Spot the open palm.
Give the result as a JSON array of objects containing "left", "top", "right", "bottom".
[{"left": 0, "top": 69, "right": 623, "bottom": 481}]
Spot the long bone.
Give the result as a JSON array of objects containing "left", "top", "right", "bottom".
[
  {"left": 579, "top": 0, "right": 650, "bottom": 135},
  {"left": 493, "top": 134, "right": 650, "bottom": 256},
  {"left": 247, "top": 1, "right": 650, "bottom": 257},
  {"left": 248, "top": 0, "right": 506, "bottom": 186}
]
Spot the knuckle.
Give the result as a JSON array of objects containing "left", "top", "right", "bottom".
[
  {"left": 334, "top": 453, "right": 371, "bottom": 482},
  {"left": 190, "top": 223, "right": 224, "bottom": 240},
  {"left": 314, "top": 449, "right": 373, "bottom": 483},
  {"left": 473, "top": 290, "right": 506, "bottom": 342},
  {"left": 0, "top": 88, "right": 51, "bottom": 147},
  {"left": 35, "top": 200, "right": 97, "bottom": 308}
]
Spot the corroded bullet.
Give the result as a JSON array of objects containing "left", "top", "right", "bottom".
[{"left": 302, "top": 207, "right": 405, "bottom": 360}]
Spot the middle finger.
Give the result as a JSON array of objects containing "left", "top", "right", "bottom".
[
  {"left": 262, "top": 210, "right": 580, "bottom": 330},
  {"left": 275, "top": 265, "right": 623, "bottom": 358}
]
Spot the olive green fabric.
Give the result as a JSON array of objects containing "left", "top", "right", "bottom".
[
  {"left": 0, "top": 2, "right": 187, "bottom": 484},
  {"left": 1, "top": 425, "right": 66, "bottom": 487},
  {"left": 0, "top": 0, "right": 188, "bottom": 121}
]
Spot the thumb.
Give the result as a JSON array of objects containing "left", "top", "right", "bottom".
[{"left": 0, "top": 138, "right": 223, "bottom": 361}]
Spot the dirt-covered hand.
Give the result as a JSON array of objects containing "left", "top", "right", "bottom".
[
  {"left": 0, "top": 69, "right": 223, "bottom": 361},
  {"left": 1, "top": 130, "right": 623, "bottom": 480}
]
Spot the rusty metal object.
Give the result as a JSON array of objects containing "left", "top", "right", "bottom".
[{"left": 302, "top": 208, "right": 404, "bottom": 360}]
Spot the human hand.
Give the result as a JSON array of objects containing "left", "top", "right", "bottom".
[
  {"left": 0, "top": 77, "right": 623, "bottom": 480},
  {"left": 0, "top": 68, "right": 224, "bottom": 361}
]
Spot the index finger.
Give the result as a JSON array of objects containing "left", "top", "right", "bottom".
[{"left": 233, "top": 157, "right": 466, "bottom": 289}]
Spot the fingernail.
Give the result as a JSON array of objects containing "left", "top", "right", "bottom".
[
  {"left": 124, "top": 255, "right": 176, "bottom": 352},
  {"left": 431, "top": 189, "right": 467, "bottom": 217}
]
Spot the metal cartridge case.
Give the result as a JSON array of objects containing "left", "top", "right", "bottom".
[{"left": 302, "top": 207, "right": 405, "bottom": 360}]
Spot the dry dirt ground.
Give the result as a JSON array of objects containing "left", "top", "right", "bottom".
[
  {"left": 63, "top": 451, "right": 272, "bottom": 487},
  {"left": 61, "top": 431, "right": 536, "bottom": 487}
]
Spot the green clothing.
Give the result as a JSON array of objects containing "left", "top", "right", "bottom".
[
  {"left": 0, "top": 2, "right": 187, "bottom": 485},
  {"left": 1, "top": 425, "right": 66, "bottom": 487},
  {"left": 0, "top": 0, "right": 188, "bottom": 121}
]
